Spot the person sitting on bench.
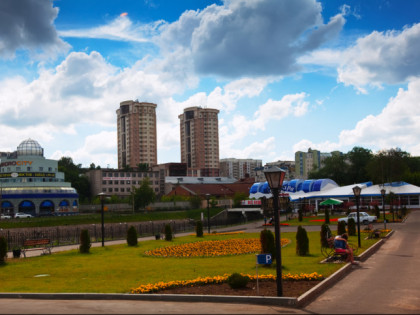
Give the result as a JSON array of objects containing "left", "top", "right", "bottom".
[{"left": 334, "top": 233, "right": 359, "bottom": 265}]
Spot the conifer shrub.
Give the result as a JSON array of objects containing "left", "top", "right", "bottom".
[
  {"left": 164, "top": 224, "right": 173, "bottom": 241},
  {"left": 298, "top": 209, "right": 303, "bottom": 222},
  {"left": 0, "top": 236, "right": 7, "bottom": 265},
  {"left": 337, "top": 220, "right": 347, "bottom": 236},
  {"left": 260, "top": 229, "right": 276, "bottom": 262},
  {"left": 325, "top": 208, "right": 330, "bottom": 224},
  {"left": 296, "top": 225, "right": 309, "bottom": 256},
  {"left": 195, "top": 220, "right": 203, "bottom": 237},
  {"left": 227, "top": 273, "right": 249, "bottom": 289},
  {"left": 320, "top": 224, "right": 332, "bottom": 248},
  {"left": 374, "top": 204, "right": 380, "bottom": 219},
  {"left": 348, "top": 218, "right": 356, "bottom": 236},
  {"left": 79, "top": 229, "right": 91, "bottom": 254},
  {"left": 127, "top": 226, "right": 138, "bottom": 246}
]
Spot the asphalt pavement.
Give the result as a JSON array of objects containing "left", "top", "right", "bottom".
[{"left": 1, "top": 213, "right": 419, "bottom": 314}]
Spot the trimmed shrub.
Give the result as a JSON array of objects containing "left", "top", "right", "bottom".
[
  {"left": 337, "top": 220, "right": 347, "bottom": 236},
  {"left": 348, "top": 218, "right": 356, "bottom": 236},
  {"left": 374, "top": 205, "right": 380, "bottom": 219},
  {"left": 296, "top": 226, "right": 309, "bottom": 256},
  {"left": 127, "top": 226, "right": 138, "bottom": 246},
  {"left": 79, "top": 229, "right": 91, "bottom": 254},
  {"left": 260, "top": 229, "right": 276, "bottom": 262},
  {"left": 320, "top": 224, "right": 332, "bottom": 248},
  {"left": 0, "top": 236, "right": 7, "bottom": 265},
  {"left": 195, "top": 220, "right": 203, "bottom": 237},
  {"left": 227, "top": 273, "right": 249, "bottom": 289},
  {"left": 298, "top": 209, "right": 303, "bottom": 222},
  {"left": 324, "top": 209, "right": 330, "bottom": 224},
  {"left": 164, "top": 224, "right": 173, "bottom": 241}
]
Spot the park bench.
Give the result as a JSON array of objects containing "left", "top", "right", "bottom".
[
  {"left": 22, "top": 238, "right": 52, "bottom": 257},
  {"left": 321, "top": 236, "right": 358, "bottom": 262}
]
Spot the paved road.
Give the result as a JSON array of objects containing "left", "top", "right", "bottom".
[
  {"left": 1, "top": 214, "right": 418, "bottom": 314},
  {"left": 304, "top": 210, "right": 420, "bottom": 314}
]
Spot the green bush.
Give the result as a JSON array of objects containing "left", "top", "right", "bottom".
[
  {"left": 79, "top": 229, "right": 91, "bottom": 254},
  {"left": 298, "top": 209, "right": 303, "bottom": 222},
  {"left": 348, "top": 218, "right": 356, "bottom": 236},
  {"left": 260, "top": 229, "right": 276, "bottom": 262},
  {"left": 337, "top": 220, "right": 346, "bottom": 236},
  {"left": 164, "top": 224, "right": 173, "bottom": 241},
  {"left": 127, "top": 226, "right": 138, "bottom": 246},
  {"left": 320, "top": 224, "right": 331, "bottom": 248},
  {"left": 296, "top": 225, "right": 309, "bottom": 256},
  {"left": 0, "top": 236, "right": 7, "bottom": 265},
  {"left": 374, "top": 205, "right": 380, "bottom": 219},
  {"left": 227, "top": 273, "right": 249, "bottom": 289},
  {"left": 195, "top": 220, "right": 203, "bottom": 237},
  {"left": 324, "top": 209, "right": 330, "bottom": 224}
]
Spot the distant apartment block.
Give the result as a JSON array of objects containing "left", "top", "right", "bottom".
[
  {"left": 179, "top": 107, "right": 220, "bottom": 177},
  {"left": 295, "top": 148, "right": 342, "bottom": 179},
  {"left": 219, "top": 158, "right": 262, "bottom": 180},
  {"left": 116, "top": 100, "right": 157, "bottom": 169},
  {"left": 264, "top": 160, "right": 296, "bottom": 181}
]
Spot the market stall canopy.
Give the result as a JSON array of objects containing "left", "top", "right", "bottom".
[{"left": 319, "top": 198, "right": 344, "bottom": 206}]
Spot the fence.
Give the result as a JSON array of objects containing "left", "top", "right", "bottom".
[{"left": 0, "top": 216, "right": 247, "bottom": 251}]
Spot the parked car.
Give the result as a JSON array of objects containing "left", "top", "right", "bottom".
[
  {"left": 14, "top": 212, "right": 34, "bottom": 219},
  {"left": 0, "top": 214, "right": 11, "bottom": 219},
  {"left": 338, "top": 212, "right": 377, "bottom": 225}
]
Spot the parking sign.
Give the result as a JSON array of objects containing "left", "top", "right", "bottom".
[{"left": 256, "top": 254, "right": 272, "bottom": 265}]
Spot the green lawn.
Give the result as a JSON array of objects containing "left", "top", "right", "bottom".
[{"left": 0, "top": 231, "right": 380, "bottom": 293}]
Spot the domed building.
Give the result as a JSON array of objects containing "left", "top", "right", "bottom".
[{"left": 0, "top": 139, "right": 79, "bottom": 217}]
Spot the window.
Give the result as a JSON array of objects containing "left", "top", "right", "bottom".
[
  {"left": 39, "top": 167, "right": 43, "bottom": 171},
  {"left": 27, "top": 167, "right": 31, "bottom": 171},
  {"left": 48, "top": 167, "right": 52, "bottom": 171}
]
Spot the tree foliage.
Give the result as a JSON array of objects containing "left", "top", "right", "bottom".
[
  {"left": 131, "top": 178, "right": 156, "bottom": 211},
  {"left": 296, "top": 226, "right": 309, "bottom": 256},
  {"left": 58, "top": 157, "right": 91, "bottom": 203},
  {"left": 260, "top": 229, "right": 276, "bottom": 262}
]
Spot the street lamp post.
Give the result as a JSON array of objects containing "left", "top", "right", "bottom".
[
  {"left": 98, "top": 192, "right": 107, "bottom": 247},
  {"left": 352, "top": 185, "right": 362, "bottom": 248},
  {"left": 264, "top": 166, "right": 286, "bottom": 297},
  {"left": 381, "top": 188, "right": 386, "bottom": 230},
  {"left": 206, "top": 194, "right": 211, "bottom": 234}
]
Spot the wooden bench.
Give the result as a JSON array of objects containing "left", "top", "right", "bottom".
[{"left": 22, "top": 239, "right": 52, "bottom": 257}]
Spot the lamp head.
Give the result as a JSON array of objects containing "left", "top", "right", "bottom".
[
  {"left": 380, "top": 188, "right": 386, "bottom": 196},
  {"left": 263, "top": 166, "right": 286, "bottom": 190},
  {"left": 352, "top": 185, "right": 362, "bottom": 197},
  {"left": 97, "top": 192, "right": 108, "bottom": 201}
]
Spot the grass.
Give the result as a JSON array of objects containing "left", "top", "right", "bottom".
[
  {"left": 0, "top": 208, "right": 223, "bottom": 229},
  {"left": 0, "top": 230, "right": 381, "bottom": 293}
]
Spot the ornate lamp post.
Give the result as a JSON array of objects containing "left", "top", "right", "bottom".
[
  {"left": 381, "top": 188, "right": 386, "bottom": 230},
  {"left": 264, "top": 166, "right": 286, "bottom": 297},
  {"left": 206, "top": 193, "right": 211, "bottom": 234},
  {"left": 98, "top": 192, "right": 108, "bottom": 247},
  {"left": 352, "top": 185, "right": 362, "bottom": 248}
]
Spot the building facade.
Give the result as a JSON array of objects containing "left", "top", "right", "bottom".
[
  {"left": 0, "top": 139, "right": 78, "bottom": 217},
  {"left": 263, "top": 160, "right": 296, "bottom": 181},
  {"left": 116, "top": 100, "right": 158, "bottom": 169},
  {"left": 219, "top": 158, "right": 262, "bottom": 180},
  {"left": 86, "top": 168, "right": 164, "bottom": 198},
  {"left": 179, "top": 107, "right": 220, "bottom": 177},
  {"left": 295, "top": 148, "right": 321, "bottom": 179}
]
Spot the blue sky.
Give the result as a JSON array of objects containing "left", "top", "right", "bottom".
[{"left": 1, "top": 0, "right": 420, "bottom": 168}]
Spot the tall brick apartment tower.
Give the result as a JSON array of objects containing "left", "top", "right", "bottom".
[
  {"left": 179, "top": 106, "right": 220, "bottom": 177},
  {"left": 116, "top": 100, "right": 157, "bottom": 169}
]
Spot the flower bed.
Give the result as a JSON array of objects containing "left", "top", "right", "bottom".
[
  {"left": 145, "top": 238, "right": 291, "bottom": 258},
  {"left": 131, "top": 272, "right": 324, "bottom": 294}
]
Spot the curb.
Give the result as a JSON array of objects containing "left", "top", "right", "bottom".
[{"left": 0, "top": 231, "right": 394, "bottom": 308}]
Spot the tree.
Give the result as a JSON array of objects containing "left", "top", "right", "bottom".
[
  {"left": 346, "top": 147, "right": 373, "bottom": 184},
  {"left": 127, "top": 226, "right": 138, "bottom": 246},
  {"left": 131, "top": 178, "right": 156, "bottom": 211},
  {"left": 309, "top": 154, "right": 348, "bottom": 185},
  {"left": 233, "top": 192, "right": 247, "bottom": 208},
  {"left": 367, "top": 148, "right": 410, "bottom": 184},
  {"left": 260, "top": 229, "right": 276, "bottom": 262},
  {"left": 79, "top": 229, "right": 91, "bottom": 254},
  {"left": 137, "top": 163, "right": 149, "bottom": 171},
  {"left": 58, "top": 157, "right": 91, "bottom": 203}
]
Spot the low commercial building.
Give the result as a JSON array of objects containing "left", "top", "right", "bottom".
[{"left": 0, "top": 139, "right": 79, "bottom": 217}]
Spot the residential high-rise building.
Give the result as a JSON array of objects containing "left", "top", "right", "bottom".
[
  {"left": 116, "top": 100, "right": 157, "bottom": 169},
  {"left": 295, "top": 148, "right": 321, "bottom": 179},
  {"left": 219, "top": 158, "right": 262, "bottom": 180},
  {"left": 179, "top": 106, "right": 220, "bottom": 177}
]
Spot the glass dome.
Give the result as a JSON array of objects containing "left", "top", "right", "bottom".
[{"left": 17, "top": 138, "right": 44, "bottom": 156}]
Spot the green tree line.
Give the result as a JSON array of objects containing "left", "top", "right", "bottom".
[{"left": 308, "top": 147, "right": 420, "bottom": 186}]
